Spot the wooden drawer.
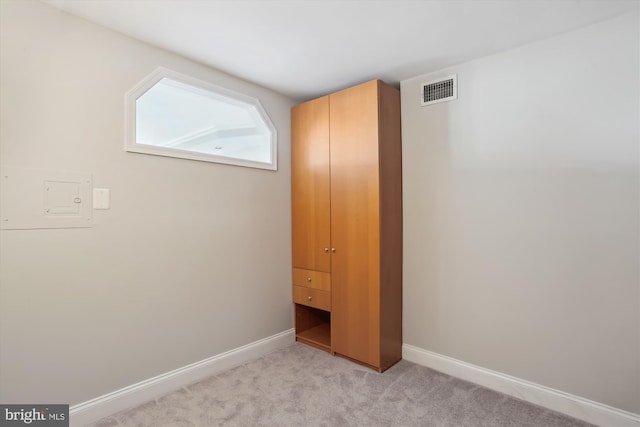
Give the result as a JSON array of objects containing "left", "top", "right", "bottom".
[
  {"left": 293, "top": 286, "right": 331, "bottom": 311},
  {"left": 293, "top": 268, "right": 331, "bottom": 291}
]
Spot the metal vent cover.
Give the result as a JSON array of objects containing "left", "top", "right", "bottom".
[{"left": 421, "top": 75, "right": 457, "bottom": 106}]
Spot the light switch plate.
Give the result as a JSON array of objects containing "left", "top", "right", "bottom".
[{"left": 93, "top": 188, "right": 110, "bottom": 209}]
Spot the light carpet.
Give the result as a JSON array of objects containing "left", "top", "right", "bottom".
[{"left": 89, "top": 343, "right": 594, "bottom": 427}]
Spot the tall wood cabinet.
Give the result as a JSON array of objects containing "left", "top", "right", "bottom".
[{"left": 291, "top": 80, "right": 402, "bottom": 372}]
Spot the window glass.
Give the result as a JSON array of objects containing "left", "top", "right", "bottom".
[{"left": 126, "top": 68, "right": 277, "bottom": 170}]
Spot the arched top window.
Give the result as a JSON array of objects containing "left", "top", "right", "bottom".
[{"left": 126, "top": 67, "right": 277, "bottom": 170}]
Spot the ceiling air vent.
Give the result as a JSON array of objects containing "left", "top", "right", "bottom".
[{"left": 421, "top": 74, "right": 457, "bottom": 106}]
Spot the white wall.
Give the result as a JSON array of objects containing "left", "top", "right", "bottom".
[
  {"left": 0, "top": 0, "right": 294, "bottom": 405},
  {"left": 401, "top": 10, "right": 639, "bottom": 414}
]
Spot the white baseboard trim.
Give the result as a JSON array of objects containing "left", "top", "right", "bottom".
[
  {"left": 70, "top": 329, "right": 295, "bottom": 427},
  {"left": 403, "top": 344, "right": 640, "bottom": 427}
]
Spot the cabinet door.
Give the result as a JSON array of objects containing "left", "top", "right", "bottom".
[
  {"left": 291, "top": 96, "right": 331, "bottom": 273},
  {"left": 330, "top": 81, "right": 381, "bottom": 367}
]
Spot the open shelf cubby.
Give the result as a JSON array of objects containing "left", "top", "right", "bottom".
[{"left": 294, "top": 304, "right": 331, "bottom": 352}]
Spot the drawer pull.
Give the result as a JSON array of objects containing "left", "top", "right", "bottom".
[
  {"left": 307, "top": 296, "right": 312, "bottom": 301},
  {"left": 307, "top": 277, "right": 312, "bottom": 282}
]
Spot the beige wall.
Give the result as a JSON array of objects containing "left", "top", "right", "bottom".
[
  {"left": 0, "top": 0, "right": 294, "bottom": 404},
  {"left": 401, "top": 10, "right": 639, "bottom": 414}
]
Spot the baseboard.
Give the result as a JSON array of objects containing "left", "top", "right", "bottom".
[
  {"left": 403, "top": 344, "right": 640, "bottom": 427},
  {"left": 69, "top": 329, "right": 295, "bottom": 427}
]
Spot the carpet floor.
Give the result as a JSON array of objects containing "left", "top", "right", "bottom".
[{"left": 89, "top": 343, "right": 594, "bottom": 427}]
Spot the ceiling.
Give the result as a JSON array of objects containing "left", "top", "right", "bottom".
[{"left": 43, "top": 0, "right": 637, "bottom": 101}]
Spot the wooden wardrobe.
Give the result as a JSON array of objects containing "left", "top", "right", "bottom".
[{"left": 291, "top": 80, "right": 402, "bottom": 372}]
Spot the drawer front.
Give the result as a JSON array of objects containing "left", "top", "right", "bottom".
[
  {"left": 293, "top": 286, "right": 331, "bottom": 311},
  {"left": 293, "top": 268, "right": 331, "bottom": 291}
]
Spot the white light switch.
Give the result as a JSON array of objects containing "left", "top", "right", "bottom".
[{"left": 93, "top": 188, "right": 110, "bottom": 209}]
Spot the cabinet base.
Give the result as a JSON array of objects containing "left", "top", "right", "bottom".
[{"left": 333, "top": 352, "right": 402, "bottom": 373}]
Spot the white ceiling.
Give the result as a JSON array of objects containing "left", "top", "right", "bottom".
[{"left": 43, "top": 0, "right": 637, "bottom": 101}]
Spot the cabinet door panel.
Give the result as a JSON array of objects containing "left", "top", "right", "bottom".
[
  {"left": 291, "top": 96, "right": 331, "bottom": 272},
  {"left": 330, "top": 81, "right": 381, "bottom": 367}
]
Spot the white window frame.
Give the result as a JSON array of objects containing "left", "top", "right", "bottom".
[{"left": 125, "top": 67, "right": 278, "bottom": 170}]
